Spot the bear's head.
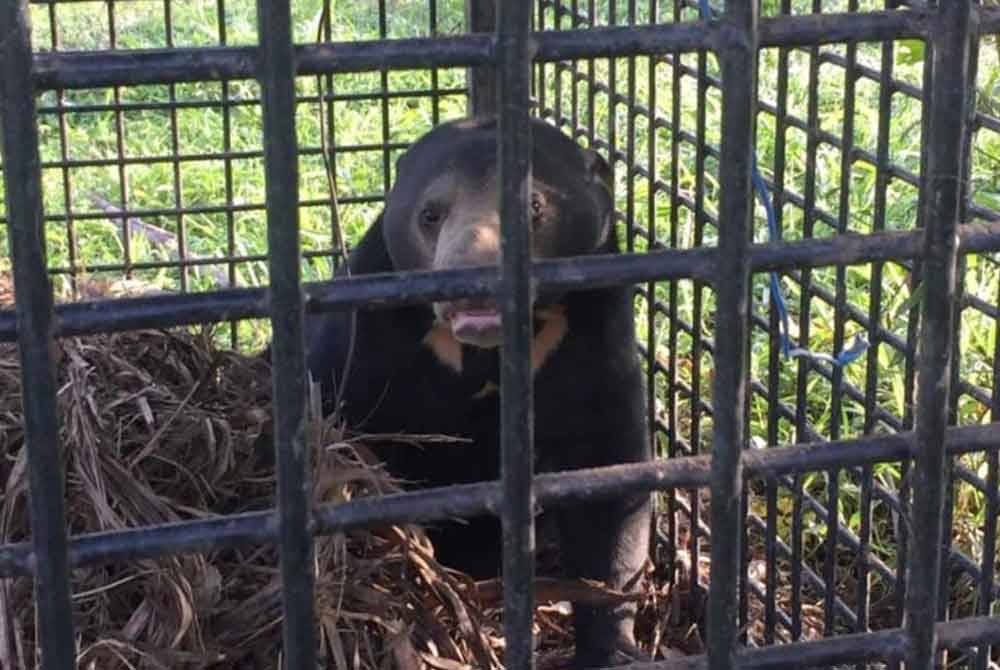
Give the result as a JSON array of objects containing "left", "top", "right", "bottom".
[{"left": 381, "top": 116, "right": 614, "bottom": 349}]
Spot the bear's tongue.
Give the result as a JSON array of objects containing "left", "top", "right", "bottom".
[{"left": 451, "top": 308, "right": 502, "bottom": 346}]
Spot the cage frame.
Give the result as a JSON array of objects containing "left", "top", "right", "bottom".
[{"left": 2, "top": 1, "right": 1000, "bottom": 669}]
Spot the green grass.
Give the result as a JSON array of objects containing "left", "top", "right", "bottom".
[{"left": 1, "top": 0, "right": 999, "bottom": 630}]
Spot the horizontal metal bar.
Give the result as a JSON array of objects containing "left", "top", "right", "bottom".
[
  {"left": 28, "top": 86, "right": 468, "bottom": 116},
  {"left": 624, "top": 615, "right": 1000, "bottom": 670},
  {"left": 22, "top": 193, "right": 381, "bottom": 225},
  {"left": 27, "top": 11, "right": 934, "bottom": 91},
  {"left": 0, "top": 422, "right": 993, "bottom": 578},
  {"left": 24, "top": 142, "right": 408, "bottom": 171},
  {"left": 32, "top": 35, "right": 493, "bottom": 90},
  {"left": 4, "top": 220, "right": 997, "bottom": 342}
]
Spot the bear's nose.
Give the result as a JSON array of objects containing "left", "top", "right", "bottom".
[
  {"left": 434, "top": 221, "right": 501, "bottom": 270},
  {"left": 467, "top": 225, "right": 500, "bottom": 264}
]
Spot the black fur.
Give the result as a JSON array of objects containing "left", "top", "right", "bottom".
[{"left": 305, "top": 117, "right": 651, "bottom": 668}]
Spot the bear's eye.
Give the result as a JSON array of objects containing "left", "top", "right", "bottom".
[
  {"left": 420, "top": 204, "right": 443, "bottom": 228},
  {"left": 530, "top": 194, "right": 544, "bottom": 225}
]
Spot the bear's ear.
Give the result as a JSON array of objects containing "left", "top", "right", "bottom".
[{"left": 582, "top": 147, "right": 613, "bottom": 197}]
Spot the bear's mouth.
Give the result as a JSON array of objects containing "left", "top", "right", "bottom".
[
  {"left": 435, "top": 300, "right": 558, "bottom": 350},
  {"left": 442, "top": 303, "right": 503, "bottom": 349}
]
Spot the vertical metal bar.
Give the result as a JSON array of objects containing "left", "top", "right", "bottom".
[
  {"left": 537, "top": 0, "right": 547, "bottom": 118},
  {"left": 764, "top": 0, "right": 791, "bottom": 644},
  {"left": 690, "top": 0, "right": 708, "bottom": 587},
  {"left": 667, "top": 0, "right": 683, "bottom": 590},
  {"left": 108, "top": 1, "right": 133, "bottom": 281},
  {"left": 707, "top": 1, "right": 756, "bottom": 668},
  {"left": 0, "top": 2, "right": 77, "bottom": 669},
  {"left": 586, "top": 0, "right": 596, "bottom": 149},
  {"left": 978, "top": 277, "right": 1000, "bottom": 670},
  {"left": 497, "top": 2, "right": 535, "bottom": 668},
  {"left": 791, "top": 0, "right": 822, "bottom": 640},
  {"left": 624, "top": 0, "right": 636, "bottom": 254},
  {"left": 48, "top": 3, "right": 79, "bottom": 300},
  {"left": 217, "top": 0, "right": 240, "bottom": 349},
  {"left": 255, "top": 1, "right": 317, "bottom": 668},
  {"left": 569, "top": 0, "right": 579, "bottom": 135},
  {"left": 822, "top": 0, "right": 859, "bottom": 637},
  {"left": 859, "top": 0, "right": 895, "bottom": 641},
  {"left": 319, "top": 0, "right": 341, "bottom": 275},
  {"left": 553, "top": 0, "right": 563, "bottom": 126},
  {"left": 941, "top": 13, "right": 980, "bottom": 647},
  {"left": 644, "top": 0, "right": 658, "bottom": 537},
  {"left": 467, "top": 0, "right": 497, "bottom": 116},
  {"left": 164, "top": 0, "right": 188, "bottom": 292},
  {"left": 894, "top": 25, "right": 937, "bottom": 651},
  {"left": 430, "top": 0, "right": 441, "bottom": 125},
  {"left": 379, "top": 0, "right": 392, "bottom": 197},
  {"left": 606, "top": 0, "right": 617, "bottom": 212},
  {"left": 903, "top": 2, "right": 972, "bottom": 669}
]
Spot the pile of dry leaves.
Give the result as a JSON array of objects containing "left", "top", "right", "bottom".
[{"left": 0, "top": 275, "right": 703, "bottom": 670}]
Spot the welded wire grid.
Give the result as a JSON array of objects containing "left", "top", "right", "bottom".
[{"left": 1, "top": 1, "right": 1000, "bottom": 669}]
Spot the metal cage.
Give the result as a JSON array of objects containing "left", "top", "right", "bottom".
[{"left": 2, "top": 0, "right": 1000, "bottom": 669}]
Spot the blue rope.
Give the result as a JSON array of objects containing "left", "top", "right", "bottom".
[{"left": 694, "top": 0, "right": 867, "bottom": 368}]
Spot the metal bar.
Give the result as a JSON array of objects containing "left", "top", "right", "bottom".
[
  {"left": 27, "top": 11, "right": 937, "bottom": 91},
  {"left": 763, "top": 0, "right": 791, "bottom": 644},
  {"left": 605, "top": 616, "right": 1000, "bottom": 670},
  {"left": 707, "top": 1, "right": 756, "bottom": 668},
  {"left": 979, "top": 279, "right": 1000, "bottom": 670},
  {"left": 466, "top": 0, "right": 498, "bottom": 115},
  {"left": 689, "top": 0, "right": 708, "bottom": 599},
  {"left": 666, "top": 0, "right": 685, "bottom": 595},
  {"left": 903, "top": 2, "right": 972, "bottom": 669},
  {"left": 46, "top": 5, "right": 81, "bottom": 299},
  {"left": 163, "top": 0, "right": 189, "bottom": 292},
  {"left": 429, "top": 0, "right": 442, "bottom": 125},
  {"left": 0, "top": 422, "right": 995, "bottom": 580},
  {"left": 0, "top": 0, "right": 77, "bottom": 668},
  {"left": 218, "top": 0, "right": 239, "bottom": 348},
  {"left": 857, "top": 0, "right": 897, "bottom": 638},
  {"left": 25, "top": 86, "right": 468, "bottom": 116},
  {"left": 106, "top": 3, "right": 135, "bottom": 285},
  {"left": 791, "top": 0, "right": 822, "bottom": 637},
  {"left": 256, "top": 0, "right": 316, "bottom": 667},
  {"left": 822, "top": 0, "right": 861, "bottom": 635},
  {"left": 2, "top": 221, "right": 999, "bottom": 342},
  {"left": 496, "top": 1, "right": 535, "bottom": 667}
]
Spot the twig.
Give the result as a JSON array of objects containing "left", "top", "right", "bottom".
[{"left": 90, "top": 194, "right": 230, "bottom": 288}]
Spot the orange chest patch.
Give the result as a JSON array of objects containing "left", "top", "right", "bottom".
[{"left": 421, "top": 305, "right": 568, "bottom": 381}]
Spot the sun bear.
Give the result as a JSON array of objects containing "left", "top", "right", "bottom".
[{"left": 306, "top": 116, "right": 651, "bottom": 668}]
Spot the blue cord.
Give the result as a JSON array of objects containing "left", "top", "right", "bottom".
[{"left": 694, "top": 0, "right": 867, "bottom": 368}]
